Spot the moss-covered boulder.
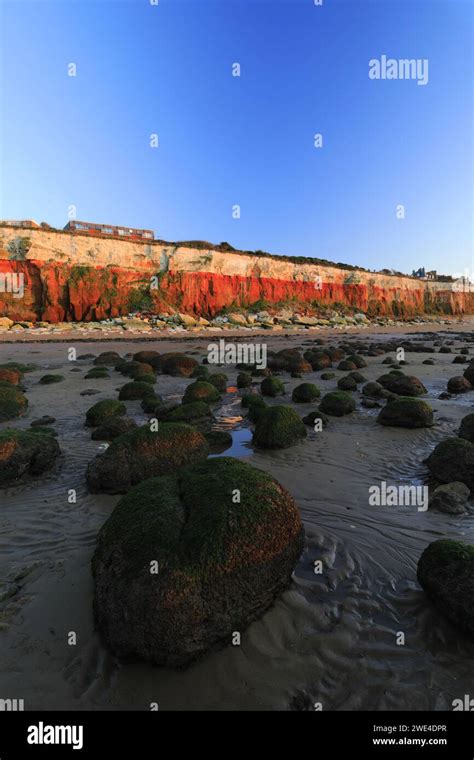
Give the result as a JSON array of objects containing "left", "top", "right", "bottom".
[
  {"left": 269, "top": 348, "right": 303, "bottom": 371},
  {"left": 85, "top": 368, "right": 109, "bottom": 379},
  {"left": 86, "top": 399, "right": 126, "bottom": 427},
  {"left": 241, "top": 393, "right": 267, "bottom": 422},
  {"left": 302, "top": 409, "right": 329, "bottom": 428},
  {"left": 337, "top": 360, "right": 357, "bottom": 371},
  {"left": 291, "top": 383, "right": 320, "bottom": 403},
  {"left": 192, "top": 365, "right": 210, "bottom": 380},
  {"left": 118, "top": 381, "right": 157, "bottom": 401},
  {"left": 459, "top": 413, "right": 474, "bottom": 444},
  {"left": 417, "top": 540, "right": 474, "bottom": 639},
  {"left": 319, "top": 391, "right": 355, "bottom": 417},
  {"left": 377, "top": 397, "right": 433, "bottom": 428},
  {"left": 253, "top": 406, "right": 307, "bottom": 449},
  {"left": 39, "top": 374, "right": 64, "bottom": 385},
  {"left": 183, "top": 381, "right": 221, "bottom": 404},
  {"left": 237, "top": 372, "right": 252, "bottom": 389},
  {"left": 377, "top": 374, "right": 427, "bottom": 397},
  {"left": 0, "top": 428, "right": 60, "bottom": 486},
  {"left": 337, "top": 376, "right": 357, "bottom": 391},
  {"left": 159, "top": 353, "right": 198, "bottom": 377},
  {"left": 0, "top": 362, "right": 35, "bottom": 374},
  {"left": 0, "top": 368, "right": 21, "bottom": 385},
  {"left": 92, "top": 457, "right": 305, "bottom": 666},
  {"left": 347, "top": 354, "right": 367, "bottom": 369},
  {"left": 133, "top": 350, "right": 160, "bottom": 366},
  {"left": 290, "top": 359, "right": 312, "bottom": 374},
  {"left": 428, "top": 482, "right": 470, "bottom": 515},
  {"left": 91, "top": 417, "right": 138, "bottom": 441},
  {"left": 463, "top": 365, "right": 474, "bottom": 385},
  {"left": 447, "top": 376, "right": 472, "bottom": 393},
  {"left": 208, "top": 373, "right": 228, "bottom": 392},
  {"left": 261, "top": 377, "right": 285, "bottom": 397},
  {"left": 204, "top": 430, "right": 233, "bottom": 453},
  {"left": 304, "top": 351, "right": 332, "bottom": 370},
  {"left": 86, "top": 424, "right": 209, "bottom": 494},
  {"left": 163, "top": 401, "right": 212, "bottom": 424},
  {"left": 0, "top": 385, "right": 28, "bottom": 421},
  {"left": 348, "top": 371, "right": 366, "bottom": 384},
  {"left": 320, "top": 372, "right": 335, "bottom": 380},
  {"left": 362, "top": 381, "right": 389, "bottom": 399},
  {"left": 427, "top": 438, "right": 474, "bottom": 491},
  {"left": 94, "top": 351, "right": 122, "bottom": 366}
]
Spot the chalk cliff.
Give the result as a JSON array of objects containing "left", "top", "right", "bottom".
[{"left": 0, "top": 227, "right": 472, "bottom": 322}]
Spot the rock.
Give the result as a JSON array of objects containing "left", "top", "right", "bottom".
[
  {"left": 192, "top": 365, "right": 210, "bottom": 380},
  {"left": 261, "top": 377, "right": 285, "bottom": 397},
  {"left": 86, "top": 424, "right": 209, "bottom": 494},
  {"left": 92, "top": 458, "right": 304, "bottom": 666},
  {"left": 0, "top": 369, "right": 21, "bottom": 385},
  {"left": 417, "top": 539, "right": 474, "bottom": 638},
  {"left": 459, "top": 413, "right": 474, "bottom": 444},
  {"left": 208, "top": 373, "right": 228, "bottom": 392},
  {"left": 304, "top": 351, "right": 332, "bottom": 370},
  {"left": 427, "top": 438, "right": 474, "bottom": 491},
  {"left": 346, "top": 354, "right": 367, "bottom": 368},
  {"left": 377, "top": 397, "right": 433, "bottom": 428},
  {"left": 80, "top": 389, "right": 101, "bottom": 396},
  {"left": 118, "top": 382, "right": 157, "bottom": 401},
  {"left": 253, "top": 406, "right": 307, "bottom": 449},
  {"left": 39, "top": 374, "right": 64, "bottom": 384},
  {"left": 86, "top": 399, "right": 127, "bottom": 427},
  {"left": 241, "top": 393, "right": 267, "bottom": 422},
  {"left": 438, "top": 392, "right": 452, "bottom": 400},
  {"left": 348, "top": 371, "right": 366, "bottom": 384},
  {"left": 0, "top": 428, "right": 60, "bottom": 486},
  {"left": 183, "top": 381, "right": 221, "bottom": 404},
  {"left": 361, "top": 398, "right": 381, "bottom": 409},
  {"left": 159, "top": 353, "right": 198, "bottom": 377},
  {"left": 320, "top": 372, "right": 335, "bottom": 380},
  {"left": 463, "top": 366, "right": 474, "bottom": 385},
  {"left": 30, "top": 416, "right": 56, "bottom": 427},
  {"left": 447, "top": 376, "right": 472, "bottom": 393},
  {"left": 0, "top": 385, "right": 28, "bottom": 421},
  {"left": 91, "top": 417, "right": 138, "bottom": 441},
  {"left": 178, "top": 313, "right": 197, "bottom": 327},
  {"left": 0, "top": 317, "right": 14, "bottom": 329},
  {"left": 423, "top": 359, "right": 435, "bottom": 365},
  {"left": 122, "top": 319, "right": 153, "bottom": 331},
  {"left": 439, "top": 346, "right": 452, "bottom": 353},
  {"left": 337, "top": 376, "right": 357, "bottom": 391},
  {"left": 302, "top": 409, "right": 329, "bottom": 427},
  {"left": 291, "top": 383, "right": 320, "bottom": 403},
  {"left": 337, "top": 360, "right": 357, "bottom": 371},
  {"left": 377, "top": 374, "right": 427, "bottom": 397},
  {"left": 85, "top": 368, "right": 110, "bottom": 379},
  {"left": 269, "top": 349, "right": 302, "bottom": 371},
  {"left": 94, "top": 352, "right": 123, "bottom": 366},
  {"left": 452, "top": 356, "right": 467, "bottom": 364},
  {"left": 428, "top": 482, "right": 470, "bottom": 514},
  {"left": 133, "top": 351, "right": 160, "bottom": 366},
  {"left": 204, "top": 430, "right": 233, "bottom": 453},
  {"left": 319, "top": 391, "right": 356, "bottom": 417},
  {"left": 227, "top": 313, "right": 248, "bottom": 326},
  {"left": 237, "top": 372, "right": 252, "bottom": 389},
  {"left": 163, "top": 401, "right": 212, "bottom": 424}
]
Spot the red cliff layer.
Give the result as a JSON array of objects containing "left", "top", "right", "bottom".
[{"left": 0, "top": 259, "right": 472, "bottom": 323}]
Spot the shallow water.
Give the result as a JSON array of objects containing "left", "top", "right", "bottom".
[{"left": 1, "top": 331, "right": 474, "bottom": 711}]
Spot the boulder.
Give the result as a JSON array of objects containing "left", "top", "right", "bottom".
[
  {"left": 319, "top": 391, "right": 356, "bottom": 417},
  {"left": 0, "top": 385, "right": 28, "bottom": 421},
  {"left": 39, "top": 374, "right": 64, "bottom": 384},
  {"left": 302, "top": 409, "right": 329, "bottom": 427},
  {"left": 0, "top": 428, "right": 60, "bottom": 486},
  {"left": 427, "top": 438, "right": 474, "bottom": 491},
  {"left": 92, "top": 458, "right": 305, "bottom": 666},
  {"left": 447, "top": 376, "right": 472, "bottom": 394},
  {"left": 86, "top": 399, "right": 126, "bottom": 427},
  {"left": 86, "top": 424, "right": 209, "bottom": 494},
  {"left": 91, "top": 417, "right": 138, "bottom": 441},
  {"left": 377, "top": 398, "right": 433, "bottom": 428},
  {"left": 0, "top": 369, "right": 21, "bottom": 385},
  {"left": 94, "top": 351, "right": 123, "bottom": 366},
  {"left": 118, "top": 381, "right": 157, "bottom": 401},
  {"left": 261, "top": 377, "right": 285, "bottom": 397},
  {"left": 253, "top": 406, "right": 307, "bottom": 449},
  {"left": 183, "top": 381, "right": 221, "bottom": 404},
  {"left": 459, "top": 413, "right": 474, "bottom": 444},
  {"left": 417, "top": 540, "right": 474, "bottom": 639},
  {"left": 428, "top": 482, "right": 470, "bottom": 515},
  {"left": 160, "top": 353, "right": 198, "bottom": 377},
  {"left": 377, "top": 374, "right": 427, "bottom": 397},
  {"left": 337, "top": 376, "right": 357, "bottom": 391},
  {"left": 291, "top": 383, "right": 320, "bottom": 403}
]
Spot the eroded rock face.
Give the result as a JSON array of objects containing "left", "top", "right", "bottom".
[
  {"left": 86, "top": 423, "right": 209, "bottom": 494},
  {"left": 92, "top": 458, "right": 305, "bottom": 667},
  {"left": 417, "top": 540, "right": 474, "bottom": 639},
  {"left": 0, "top": 428, "right": 60, "bottom": 486}
]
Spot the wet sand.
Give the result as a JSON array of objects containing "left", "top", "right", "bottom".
[{"left": 1, "top": 322, "right": 474, "bottom": 711}]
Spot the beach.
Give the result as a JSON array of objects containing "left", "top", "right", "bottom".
[{"left": 1, "top": 320, "right": 474, "bottom": 711}]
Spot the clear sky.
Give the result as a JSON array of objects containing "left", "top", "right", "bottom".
[{"left": 0, "top": 0, "right": 472, "bottom": 276}]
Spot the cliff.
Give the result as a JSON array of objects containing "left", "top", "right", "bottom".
[{"left": 0, "top": 226, "right": 472, "bottom": 323}]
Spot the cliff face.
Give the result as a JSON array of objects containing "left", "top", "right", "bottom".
[{"left": 0, "top": 227, "right": 472, "bottom": 322}]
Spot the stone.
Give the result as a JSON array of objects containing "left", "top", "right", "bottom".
[{"left": 428, "top": 482, "right": 470, "bottom": 514}]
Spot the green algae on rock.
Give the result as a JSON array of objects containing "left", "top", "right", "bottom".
[
  {"left": 377, "top": 397, "right": 433, "bottom": 428},
  {"left": 319, "top": 391, "right": 355, "bottom": 417},
  {"left": 0, "top": 428, "right": 60, "bottom": 486},
  {"left": 253, "top": 405, "right": 307, "bottom": 449},
  {"left": 91, "top": 457, "right": 305, "bottom": 667},
  {"left": 85, "top": 399, "right": 127, "bottom": 427}
]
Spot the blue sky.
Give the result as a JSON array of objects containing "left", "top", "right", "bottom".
[{"left": 0, "top": 0, "right": 472, "bottom": 275}]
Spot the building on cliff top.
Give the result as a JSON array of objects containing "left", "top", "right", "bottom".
[{"left": 63, "top": 220, "right": 154, "bottom": 241}]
